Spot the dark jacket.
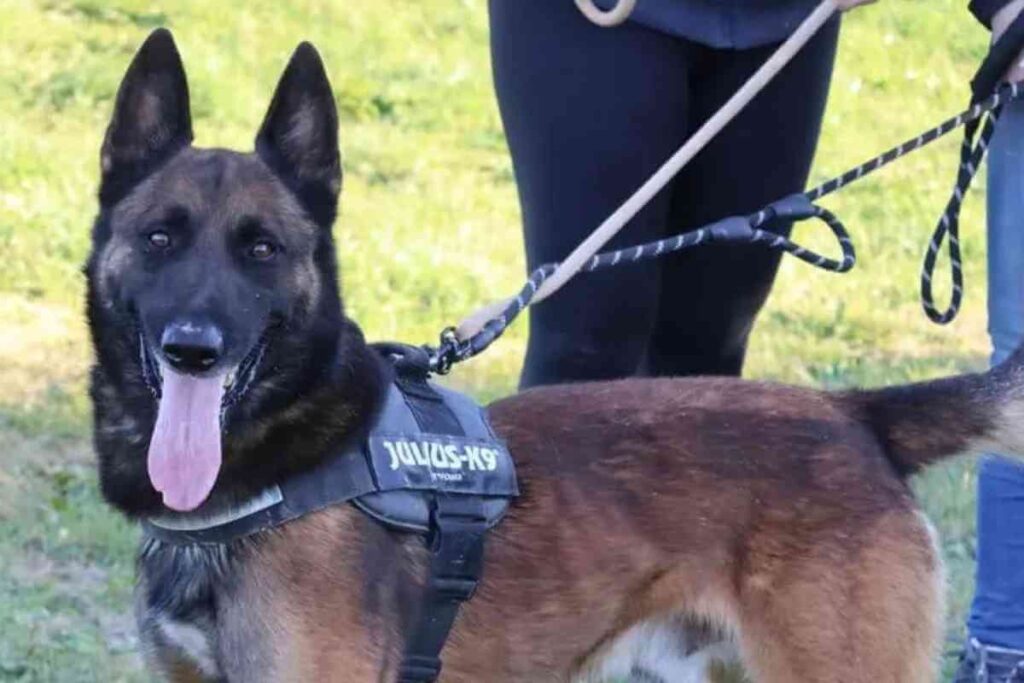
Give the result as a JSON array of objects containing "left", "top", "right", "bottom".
[{"left": 598, "top": 0, "right": 1012, "bottom": 48}]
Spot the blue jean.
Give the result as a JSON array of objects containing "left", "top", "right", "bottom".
[{"left": 967, "top": 97, "right": 1024, "bottom": 651}]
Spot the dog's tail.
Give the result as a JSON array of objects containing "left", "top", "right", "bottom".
[{"left": 843, "top": 346, "right": 1024, "bottom": 478}]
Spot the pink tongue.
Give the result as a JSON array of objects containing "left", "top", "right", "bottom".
[{"left": 147, "top": 365, "right": 226, "bottom": 512}]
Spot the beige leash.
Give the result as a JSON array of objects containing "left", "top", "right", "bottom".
[{"left": 455, "top": 0, "right": 840, "bottom": 343}]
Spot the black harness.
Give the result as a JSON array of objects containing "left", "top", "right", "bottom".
[{"left": 144, "top": 344, "right": 519, "bottom": 682}]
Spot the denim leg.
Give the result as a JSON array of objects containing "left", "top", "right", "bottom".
[{"left": 967, "top": 97, "right": 1024, "bottom": 652}]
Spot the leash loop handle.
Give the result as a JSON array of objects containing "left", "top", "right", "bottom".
[
  {"left": 752, "top": 195, "right": 857, "bottom": 273},
  {"left": 920, "top": 101, "right": 1003, "bottom": 323}
]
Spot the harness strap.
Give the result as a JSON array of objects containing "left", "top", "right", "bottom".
[
  {"left": 398, "top": 495, "right": 487, "bottom": 682},
  {"left": 396, "top": 377, "right": 464, "bottom": 436},
  {"left": 392, "top": 353, "right": 488, "bottom": 683}
]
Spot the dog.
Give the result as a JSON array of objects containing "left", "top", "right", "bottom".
[{"left": 86, "top": 29, "right": 1024, "bottom": 682}]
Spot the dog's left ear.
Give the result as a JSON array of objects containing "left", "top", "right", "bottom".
[{"left": 256, "top": 42, "right": 341, "bottom": 229}]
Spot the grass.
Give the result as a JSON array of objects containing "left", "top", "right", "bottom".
[{"left": 0, "top": 0, "right": 1002, "bottom": 679}]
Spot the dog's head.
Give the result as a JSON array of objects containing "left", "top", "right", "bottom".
[{"left": 87, "top": 30, "right": 356, "bottom": 513}]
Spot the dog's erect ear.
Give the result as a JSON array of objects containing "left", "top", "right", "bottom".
[
  {"left": 100, "top": 29, "right": 192, "bottom": 207},
  {"left": 256, "top": 43, "right": 341, "bottom": 228}
]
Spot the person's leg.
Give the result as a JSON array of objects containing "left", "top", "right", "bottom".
[
  {"left": 489, "top": 0, "right": 696, "bottom": 388},
  {"left": 957, "top": 97, "right": 1024, "bottom": 681},
  {"left": 643, "top": 18, "right": 840, "bottom": 377}
]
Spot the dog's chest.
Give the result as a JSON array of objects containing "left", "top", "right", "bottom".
[{"left": 136, "top": 538, "right": 275, "bottom": 682}]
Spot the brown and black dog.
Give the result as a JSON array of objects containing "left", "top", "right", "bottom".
[{"left": 87, "top": 30, "right": 1021, "bottom": 682}]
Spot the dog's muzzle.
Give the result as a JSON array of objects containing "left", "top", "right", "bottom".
[{"left": 138, "top": 331, "right": 270, "bottom": 410}]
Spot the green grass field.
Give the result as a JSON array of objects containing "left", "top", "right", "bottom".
[{"left": 0, "top": 0, "right": 1003, "bottom": 679}]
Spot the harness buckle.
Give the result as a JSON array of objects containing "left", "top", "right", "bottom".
[
  {"left": 429, "top": 497, "right": 488, "bottom": 575},
  {"left": 398, "top": 656, "right": 442, "bottom": 682},
  {"left": 433, "top": 576, "right": 478, "bottom": 602}
]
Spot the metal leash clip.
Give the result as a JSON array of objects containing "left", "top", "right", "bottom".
[{"left": 427, "top": 327, "right": 462, "bottom": 376}]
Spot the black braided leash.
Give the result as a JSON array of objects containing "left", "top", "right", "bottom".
[
  {"left": 919, "top": 104, "right": 1001, "bottom": 323},
  {"left": 428, "top": 81, "right": 1024, "bottom": 374}
]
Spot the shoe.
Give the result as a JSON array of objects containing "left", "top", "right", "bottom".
[{"left": 953, "top": 637, "right": 1024, "bottom": 682}]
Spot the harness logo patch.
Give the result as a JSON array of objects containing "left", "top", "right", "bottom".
[
  {"left": 367, "top": 434, "right": 518, "bottom": 496},
  {"left": 381, "top": 439, "right": 500, "bottom": 474}
]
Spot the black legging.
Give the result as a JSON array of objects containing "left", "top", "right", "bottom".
[{"left": 489, "top": 0, "right": 840, "bottom": 389}]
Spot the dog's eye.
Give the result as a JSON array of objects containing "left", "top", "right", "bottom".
[
  {"left": 249, "top": 240, "right": 277, "bottom": 261},
  {"left": 148, "top": 231, "right": 171, "bottom": 250}
]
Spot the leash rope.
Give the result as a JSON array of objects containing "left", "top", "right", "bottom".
[
  {"left": 427, "top": 81, "right": 1023, "bottom": 374},
  {"left": 432, "top": 199, "right": 853, "bottom": 374}
]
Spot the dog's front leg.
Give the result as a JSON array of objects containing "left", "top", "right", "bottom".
[{"left": 136, "top": 610, "right": 224, "bottom": 683}]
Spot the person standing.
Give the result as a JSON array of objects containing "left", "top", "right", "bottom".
[{"left": 956, "top": 2, "right": 1024, "bottom": 680}]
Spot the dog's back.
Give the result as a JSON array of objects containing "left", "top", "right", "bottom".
[
  {"left": 211, "top": 368, "right": 1013, "bottom": 682},
  {"left": 484, "top": 377, "right": 937, "bottom": 681},
  {"left": 465, "top": 365, "right": 1019, "bottom": 682}
]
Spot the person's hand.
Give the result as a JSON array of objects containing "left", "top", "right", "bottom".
[
  {"left": 993, "top": 0, "right": 1024, "bottom": 82},
  {"left": 835, "top": 0, "right": 878, "bottom": 11}
]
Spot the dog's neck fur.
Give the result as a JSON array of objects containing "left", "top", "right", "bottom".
[{"left": 91, "top": 312, "right": 389, "bottom": 519}]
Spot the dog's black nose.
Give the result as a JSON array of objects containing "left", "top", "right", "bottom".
[{"left": 160, "top": 321, "right": 224, "bottom": 373}]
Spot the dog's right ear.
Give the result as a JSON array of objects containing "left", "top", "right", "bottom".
[{"left": 99, "top": 29, "right": 193, "bottom": 207}]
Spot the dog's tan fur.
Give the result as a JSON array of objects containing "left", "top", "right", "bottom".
[{"left": 145, "top": 370, "right": 1024, "bottom": 682}]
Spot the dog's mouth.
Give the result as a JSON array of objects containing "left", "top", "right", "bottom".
[
  {"left": 138, "top": 334, "right": 268, "bottom": 409},
  {"left": 138, "top": 331, "right": 270, "bottom": 513}
]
